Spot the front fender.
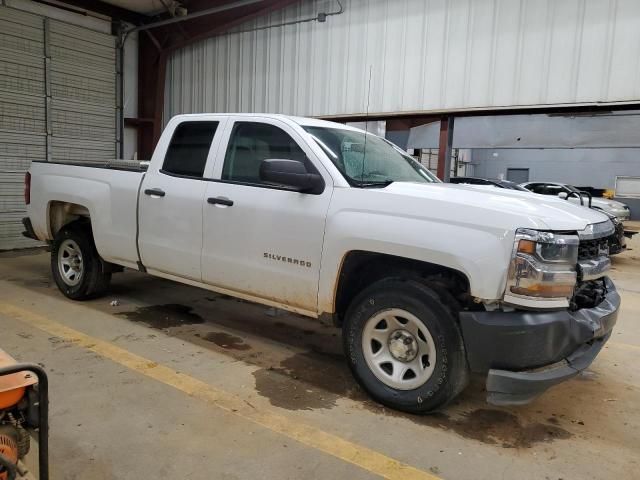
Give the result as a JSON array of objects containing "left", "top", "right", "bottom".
[{"left": 317, "top": 209, "right": 515, "bottom": 314}]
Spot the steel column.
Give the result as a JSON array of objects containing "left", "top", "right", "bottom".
[{"left": 437, "top": 116, "right": 454, "bottom": 181}]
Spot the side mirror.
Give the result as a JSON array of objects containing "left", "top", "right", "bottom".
[
  {"left": 558, "top": 192, "right": 568, "bottom": 200},
  {"left": 259, "top": 159, "right": 324, "bottom": 194}
]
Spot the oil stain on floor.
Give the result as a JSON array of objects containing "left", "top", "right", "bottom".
[
  {"left": 253, "top": 351, "right": 362, "bottom": 411},
  {"left": 115, "top": 304, "right": 205, "bottom": 329},
  {"left": 419, "top": 409, "right": 572, "bottom": 448},
  {"left": 200, "top": 331, "right": 252, "bottom": 351},
  {"left": 252, "top": 352, "right": 572, "bottom": 448}
]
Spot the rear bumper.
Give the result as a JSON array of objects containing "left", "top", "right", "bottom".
[
  {"left": 22, "top": 217, "right": 38, "bottom": 240},
  {"left": 459, "top": 277, "right": 620, "bottom": 405}
]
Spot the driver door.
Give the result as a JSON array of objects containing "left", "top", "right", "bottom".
[{"left": 201, "top": 117, "right": 333, "bottom": 314}]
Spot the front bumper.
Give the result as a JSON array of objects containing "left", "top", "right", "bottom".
[
  {"left": 613, "top": 209, "right": 630, "bottom": 221},
  {"left": 459, "top": 277, "right": 620, "bottom": 405},
  {"left": 608, "top": 221, "right": 627, "bottom": 255}
]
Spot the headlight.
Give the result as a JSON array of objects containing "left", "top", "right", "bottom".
[{"left": 505, "top": 229, "right": 579, "bottom": 306}]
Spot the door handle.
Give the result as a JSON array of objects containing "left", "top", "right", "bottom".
[
  {"left": 144, "top": 188, "right": 165, "bottom": 197},
  {"left": 207, "top": 196, "right": 233, "bottom": 207}
]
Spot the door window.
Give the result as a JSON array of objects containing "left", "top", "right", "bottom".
[
  {"left": 541, "top": 184, "right": 566, "bottom": 196},
  {"left": 527, "top": 183, "right": 546, "bottom": 194},
  {"left": 222, "top": 122, "right": 307, "bottom": 184},
  {"left": 529, "top": 183, "right": 566, "bottom": 196},
  {"left": 467, "top": 178, "right": 489, "bottom": 185},
  {"left": 162, "top": 121, "right": 219, "bottom": 177}
]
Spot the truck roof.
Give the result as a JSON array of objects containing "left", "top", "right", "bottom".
[{"left": 170, "top": 113, "right": 362, "bottom": 131}]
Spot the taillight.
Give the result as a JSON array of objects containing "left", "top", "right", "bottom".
[{"left": 24, "top": 172, "right": 31, "bottom": 205}]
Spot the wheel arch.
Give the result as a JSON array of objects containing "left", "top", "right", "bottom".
[
  {"left": 331, "top": 250, "right": 472, "bottom": 326},
  {"left": 47, "top": 200, "right": 91, "bottom": 239}
]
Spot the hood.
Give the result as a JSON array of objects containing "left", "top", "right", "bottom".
[{"left": 381, "top": 182, "right": 610, "bottom": 231}]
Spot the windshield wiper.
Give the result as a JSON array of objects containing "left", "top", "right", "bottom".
[{"left": 355, "top": 180, "right": 394, "bottom": 188}]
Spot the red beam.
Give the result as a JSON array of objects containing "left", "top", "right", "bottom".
[
  {"left": 136, "top": 0, "right": 302, "bottom": 158},
  {"left": 437, "top": 116, "right": 454, "bottom": 181},
  {"left": 137, "top": 34, "right": 165, "bottom": 159}
]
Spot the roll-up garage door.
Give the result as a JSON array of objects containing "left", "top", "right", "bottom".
[
  {"left": 0, "top": 4, "right": 117, "bottom": 250},
  {"left": 0, "top": 7, "right": 45, "bottom": 249},
  {"left": 49, "top": 19, "right": 117, "bottom": 163}
]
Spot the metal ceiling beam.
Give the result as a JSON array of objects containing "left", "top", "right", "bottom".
[
  {"left": 33, "top": 0, "right": 148, "bottom": 24},
  {"left": 124, "top": 0, "right": 265, "bottom": 35},
  {"left": 167, "top": 0, "right": 300, "bottom": 52}
]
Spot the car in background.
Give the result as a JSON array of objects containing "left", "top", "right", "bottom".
[
  {"left": 520, "top": 182, "right": 631, "bottom": 221},
  {"left": 449, "top": 176, "right": 530, "bottom": 191}
]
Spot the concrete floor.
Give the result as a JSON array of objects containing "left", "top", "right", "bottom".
[{"left": 1, "top": 226, "right": 639, "bottom": 480}]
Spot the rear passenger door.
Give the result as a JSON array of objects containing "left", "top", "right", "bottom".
[
  {"left": 138, "top": 118, "right": 226, "bottom": 280},
  {"left": 201, "top": 117, "right": 333, "bottom": 314}
]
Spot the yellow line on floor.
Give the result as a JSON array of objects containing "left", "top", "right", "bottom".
[{"left": 0, "top": 302, "right": 440, "bottom": 480}]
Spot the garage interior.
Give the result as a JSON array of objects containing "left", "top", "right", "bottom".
[{"left": 1, "top": 1, "right": 639, "bottom": 479}]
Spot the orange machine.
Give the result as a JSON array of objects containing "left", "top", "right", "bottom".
[{"left": 0, "top": 350, "right": 48, "bottom": 480}]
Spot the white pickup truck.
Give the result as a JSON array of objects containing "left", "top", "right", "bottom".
[{"left": 23, "top": 114, "right": 620, "bottom": 413}]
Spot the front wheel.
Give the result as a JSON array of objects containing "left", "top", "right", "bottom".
[
  {"left": 51, "top": 222, "right": 111, "bottom": 300},
  {"left": 343, "top": 278, "right": 468, "bottom": 413}
]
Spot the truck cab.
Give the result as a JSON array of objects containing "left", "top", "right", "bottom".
[{"left": 138, "top": 115, "right": 336, "bottom": 315}]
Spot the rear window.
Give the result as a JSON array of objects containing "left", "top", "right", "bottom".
[{"left": 162, "top": 121, "right": 219, "bottom": 177}]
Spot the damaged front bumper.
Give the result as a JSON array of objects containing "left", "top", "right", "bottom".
[{"left": 459, "top": 277, "right": 620, "bottom": 405}]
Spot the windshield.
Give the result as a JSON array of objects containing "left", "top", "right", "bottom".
[{"left": 303, "top": 126, "right": 439, "bottom": 186}]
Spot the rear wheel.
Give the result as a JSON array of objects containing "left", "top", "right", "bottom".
[
  {"left": 343, "top": 278, "right": 468, "bottom": 413},
  {"left": 51, "top": 222, "right": 111, "bottom": 300}
]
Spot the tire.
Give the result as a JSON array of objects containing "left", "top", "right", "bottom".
[
  {"left": 343, "top": 278, "right": 468, "bottom": 413},
  {"left": 51, "top": 221, "right": 111, "bottom": 300}
]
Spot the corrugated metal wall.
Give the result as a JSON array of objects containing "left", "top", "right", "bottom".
[
  {"left": 452, "top": 113, "right": 640, "bottom": 149},
  {"left": 165, "top": 0, "right": 640, "bottom": 121},
  {"left": 0, "top": 3, "right": 117, "bottom": 250}
]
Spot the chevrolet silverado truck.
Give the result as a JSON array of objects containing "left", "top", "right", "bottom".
[{"left": 23, "top": 114, "right": 620, "bottom": 413}]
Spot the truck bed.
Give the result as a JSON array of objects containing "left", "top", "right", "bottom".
[
  {"left": 35, "top": 159, "right": 149, "bottom": 172},
  {"left": 27, "top": 160, "right": 146, "bottom": 269}
]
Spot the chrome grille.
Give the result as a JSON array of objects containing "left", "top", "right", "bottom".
[
  {"left": 578, "top": 237, "right": 609, "bottom": 261},
  {"left": 577, "top": 220, "right": 615, "bottom": 260}
]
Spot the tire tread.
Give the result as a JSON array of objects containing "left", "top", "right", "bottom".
[
  {"left": 343, "top": 276, "right": 468, "bottom": 413},
  {"left": 51, "top": 221, "right": 111, "bottom": 300}
]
